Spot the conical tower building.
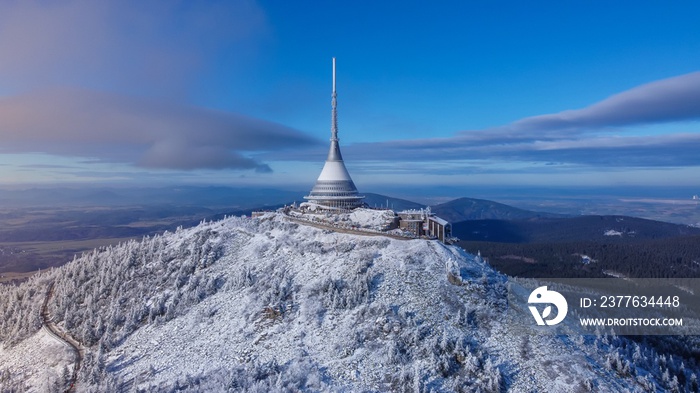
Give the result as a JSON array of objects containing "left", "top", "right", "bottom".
[{"left": 304, "top": 58, "right": 364, "bottom": 210}]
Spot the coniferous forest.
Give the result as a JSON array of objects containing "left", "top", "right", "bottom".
[
  {"left": 460, "top": 235, "right": 700, "bottom": 278},
  {"left": 454, "top": 216, "right": 700, "bottom": 278}
]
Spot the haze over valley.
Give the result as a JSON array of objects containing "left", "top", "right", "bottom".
[{"left": 1, "top": 185, "right": 699, "bottom": 281}]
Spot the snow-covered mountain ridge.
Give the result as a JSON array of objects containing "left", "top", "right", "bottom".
[{"left": 1, "top": 212, "right": 696, "bottom": 392}]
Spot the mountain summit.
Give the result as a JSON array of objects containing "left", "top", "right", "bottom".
[{"left": 0, "top": 212, "right": 691, "bottom": 391}]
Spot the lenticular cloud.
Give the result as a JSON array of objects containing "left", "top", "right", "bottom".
[
  {"left": 0, "top": 88, "right": 318, "bottom": 171},
  {"left": 509, "top": 71, "right": 700, "bottom": 133}
]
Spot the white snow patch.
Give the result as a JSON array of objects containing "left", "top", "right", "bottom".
[
  {"left": 604, "top": 229, "right": 623, "bottom": 236},
  {"left": 580, "top": 255, "right": 595, "bottom": 264},
  {"left": 603, "top": 270, "right": 629, "bottom": 279}
]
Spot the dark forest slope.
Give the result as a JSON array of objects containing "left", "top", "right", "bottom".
[{"left": 452, "top": 215, "right": 700, "bottom": 243}]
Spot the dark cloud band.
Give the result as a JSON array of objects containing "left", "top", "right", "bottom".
[{"left": 0, "top": 88, "right": 319, "bottom": 171}]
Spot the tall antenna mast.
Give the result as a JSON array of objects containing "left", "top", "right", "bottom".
[
  {"left": 303, "top": 57, "right": 364, "bottom": 210},
  {"left": 331, "top": 57, "right": 338, "bottom": 142}
]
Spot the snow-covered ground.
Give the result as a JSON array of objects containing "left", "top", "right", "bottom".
[
  {"left": 0, "top": 328, "right": 75, "bottom": 392},
  {"left": 1, "top": 212, "right": 694, "bottom": 392},
  {"left": 292, "top": 206, "right": 397, "bottom": 231},
  {"left": 91, "top": 214, "right": 648, "bottom": 391},
  {"left": 111, "top": 216, "right": 492, "bottom": 391}
]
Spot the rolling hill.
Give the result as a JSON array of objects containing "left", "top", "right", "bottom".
[{"left": 430, "top": 197, "right": 567, "bottom": 223}]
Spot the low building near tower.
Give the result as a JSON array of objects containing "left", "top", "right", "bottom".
[{"left": 398, "top": 208, "right": 452, "bottom": 243}]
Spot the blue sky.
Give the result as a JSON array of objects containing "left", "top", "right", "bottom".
[{"left": 0, "top": 1, "right": 699, "bottom": 192}]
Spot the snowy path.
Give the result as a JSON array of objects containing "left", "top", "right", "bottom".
[{"left": 42, "top": 282, "right": 84, "bottom": 393}]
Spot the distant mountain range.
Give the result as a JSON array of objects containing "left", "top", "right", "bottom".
[{"left": 429, "top": 197, "right": 567, "bottom": 222}]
